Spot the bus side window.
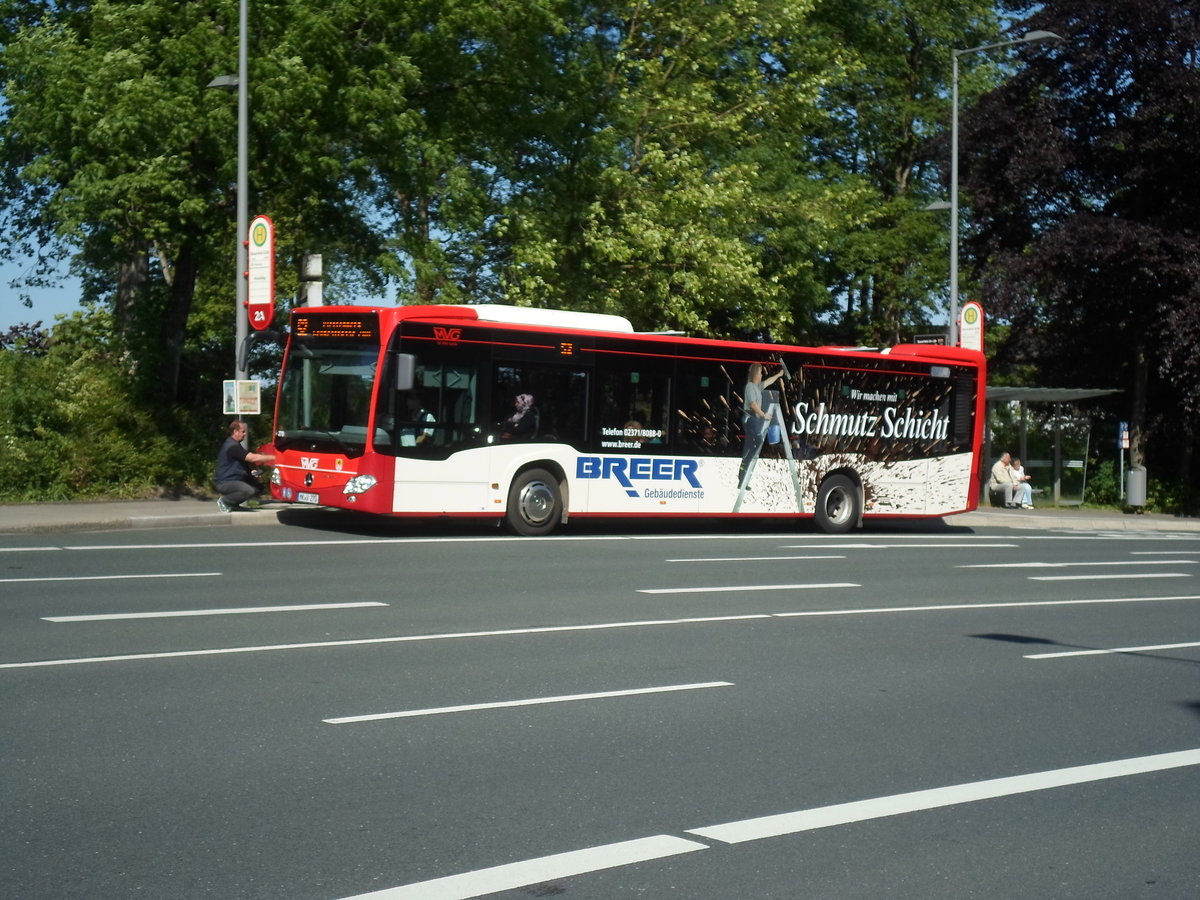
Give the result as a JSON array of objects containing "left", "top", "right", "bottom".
[
  {"left": 594, "top": 366, "right": 670, "bottom": 451},
  {"left": 492, "top": 363, "right": 587, "bottom": 444},
  {"left": 674, "top": 362, "right": 736, "bottom": 455}
]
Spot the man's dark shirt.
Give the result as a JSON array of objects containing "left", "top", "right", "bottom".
[{"left": 216, "top": 437, "right": 252, "bottom": 484}]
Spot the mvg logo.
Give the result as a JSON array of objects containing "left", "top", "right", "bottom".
[
  {"left": 300, "top": 457, "right": 320, "bottom": 470},
  {"left": 432, "top": 326, "right": 462, "bottom": 344}
]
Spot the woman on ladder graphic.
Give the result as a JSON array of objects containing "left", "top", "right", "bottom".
[{"left": 738, "top": 362, "right": 785, "bottom": 490}]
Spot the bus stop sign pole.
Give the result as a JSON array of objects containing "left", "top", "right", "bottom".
[{"left": 247, "top": 214, "right": 275, "bottom": 332}]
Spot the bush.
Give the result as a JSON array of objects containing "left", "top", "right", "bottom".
[
  {"left": 1147, "top": 476, "right": 1200, "bottom": 517},
  {"left": 0, "top": 316, "right": 219, "bottom": 501},
  {"left": 1083, "top": 453, "right": 1200, "bottom": 516},
  {"left": 1083, "top": 458, "right": 1121, "bottom": 507}
]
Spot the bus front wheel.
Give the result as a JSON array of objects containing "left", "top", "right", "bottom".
[
  {"left": 814, "top": 474, "right": 859, "bottom": 534},
  {"left": 506, "top": 468, "right": 562, "bottom": 536}
]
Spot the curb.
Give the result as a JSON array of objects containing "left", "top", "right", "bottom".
[{"left": 0, "top": 505, "right": 295, "bottom": 536}]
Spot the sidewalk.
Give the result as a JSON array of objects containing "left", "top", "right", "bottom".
[
  {"left": 0, "top": 497, "right": 284, "bottom": 535},
  {"left": 0, "top": 497, "right": 1198, "bottom": 536}
]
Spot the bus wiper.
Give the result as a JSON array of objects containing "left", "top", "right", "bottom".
[
  {"left": 310, "top": 430, "right": 356, "bottom": 454},
  {"left": 280, "top": 429, "right": 355, "bottom": 455}
]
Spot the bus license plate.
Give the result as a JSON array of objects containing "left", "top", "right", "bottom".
[{"left": 297, "top": 492, "right": 320, "bottom": 505}]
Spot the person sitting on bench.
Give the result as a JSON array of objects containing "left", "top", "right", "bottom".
[
  {"left": 1011, "top": 456, "right": 1034, "bottom": 508},
  {"left": 988, "top": 452, "right": 1018, "bottom": 508}
]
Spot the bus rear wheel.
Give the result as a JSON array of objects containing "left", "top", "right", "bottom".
[
  {"left": 814, "top": 474, "right": 859, "bottom": 534},
  {"left": 505, "top": 468, "right": 562, "bottom": 536}
]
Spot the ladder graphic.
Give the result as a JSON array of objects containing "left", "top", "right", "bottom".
[{"left": 734, "top": 396, "right": 805, "bottom": 513}]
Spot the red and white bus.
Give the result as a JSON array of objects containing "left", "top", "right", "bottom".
[{"left": 269, "top": 304, "right": 985, "bottom": 534}]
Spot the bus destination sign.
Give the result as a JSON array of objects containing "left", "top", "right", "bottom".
[{"left": 293, "top": 313, "right": 379, "bottom": 341}]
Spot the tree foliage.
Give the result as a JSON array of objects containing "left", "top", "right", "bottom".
[
  {"left": 3, "top": 0, "right": 1198, "bottom": 500},
  {"left": 961, "top": 0, "right": 1200, "bottom": 476},
  {"left": 803, "top": 0, "right": 1002, "bottom": 345},
  {"left": 3, "top": 0, "right": 1004, "bottom": 365},
  {"left": 0, "top": 312, "right": 219, "bottom": 500}
]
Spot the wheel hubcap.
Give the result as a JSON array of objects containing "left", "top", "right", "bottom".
[
  {"left": 825, "top": 488, "right": 850, "bottom": 524},
  {"left": 519, "top": 481, "right": 555, "bottom": 525}
]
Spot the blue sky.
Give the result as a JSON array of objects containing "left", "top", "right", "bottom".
[{"left": 1, "top": 257, "right": 83, "bottom": 331}]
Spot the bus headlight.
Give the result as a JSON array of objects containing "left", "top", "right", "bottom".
[
  {"left": 343, "top": 474, "right": 378, "bottom": 495},
  {"left": 270, "top": 467, "right": 281, "bottom": 486}
]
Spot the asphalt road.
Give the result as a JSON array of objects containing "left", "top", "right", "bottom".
[{"left": 2, "top": 519, "right": 1198, "bottom": 899}]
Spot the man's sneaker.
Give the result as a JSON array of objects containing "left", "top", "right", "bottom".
[{"left": 216, "top": 497, "right": 231, "bottom": 513}]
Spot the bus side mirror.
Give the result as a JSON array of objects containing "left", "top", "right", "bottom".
[{"left": 395, "top": 353, "right": 416, "bottom": 391}]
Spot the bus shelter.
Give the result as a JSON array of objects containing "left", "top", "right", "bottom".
[{"left": 984, "top": 386, "right": 1120, "bottom": 506}]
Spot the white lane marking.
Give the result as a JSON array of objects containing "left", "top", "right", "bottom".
[
  {"left": 964, "top": 564, "right": 1200, "bottom": 571},
  {"left": 768, "top": 595, "right": 1200, "bottom": 619},
  {"left": 338, "top": 835, "right": 708, "bottom": 900},
  {"left": 667, "top": 547, "right": 1022, "bottom": 561},
  {"left": 960, "top": 560, "right": 1198, "bottom": 569},
  {"left": 62, "top": 533, "right": 813, "bottom": 552},
  {"left": 50, "top": 532, "right": 1084, "bottom": 554},
  {"left": 639, "top": 583, "right": 859, "bottom": 595},
  {"left": 343, "top": 748, "right": 1200, "bottom": 898},
  {"left": 6, "top": 594, "right": 1199, "bottom": 671},
  {"left": 666, "top": 555, "right": 847, "bottom": 562},
  {"left": 31, "top": 531, "right": 1198, "bottom": 554},
  {"left": 43, "top": 602, "right": 387, "bottom": 623},
  {"left": 0, "top": 572, "right": 220, "bottom": 584},
  {"left": 325, "top": 682, "right": 733, "bottom": 724},
  {"left": 688, "top": 748, "right": 1200, "bottom": 844},
  {"left": 0, "top": 614, "right": 771, "bottom": 670},
  {"left": 1026, "top": 641, "right": 1200, "bottom": 659},
  {"left": 68, "top": 538, "right": 493, "bottom": 551},
  {"left": 1029, "top": 573, "right": 1191, "bottom": 582},
  {"left": 1133, "top": 550, "right": 1200, "bottom": 555},
  {"left": 0, "top": 547, "right": 62, "bottom": 553},
  {"left": 784, "top": 543, "right": 1018, "bottom": 550}
]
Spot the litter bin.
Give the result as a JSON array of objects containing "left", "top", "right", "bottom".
[{"left": 1126, "top": 465, "right": 1147, "bottom": 507}]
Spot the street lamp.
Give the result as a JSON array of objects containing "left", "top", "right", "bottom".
[
  {"left": 949, "top": 29, "right": 1062, "bottom": 346},
  {"left": 206, "top": 0, "right": 249, "bottom": 382}
]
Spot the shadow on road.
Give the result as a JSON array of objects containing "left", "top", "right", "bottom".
[
  {"left": 274, "top": 506, "right": 978, "bottom": 539},
  {"left": 971, "top": 632, "right": 1200, "bottom": 668}
]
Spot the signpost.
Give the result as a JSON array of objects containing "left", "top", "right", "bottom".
[
  {"left": 247, "top": 214, "right": 275, "bottom": 331},
  {"left": 959, "top": 300, "right": 984, "bottom": 351}
]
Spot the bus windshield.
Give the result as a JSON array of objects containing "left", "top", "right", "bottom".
[{"left": 274, "top": 342, "right": 380, "bottom": 457}]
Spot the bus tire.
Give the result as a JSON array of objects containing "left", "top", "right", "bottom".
[
  {"left": 814, "top": 474, "right": 859, "bottom": 534},
  {"left": 505, "top": 468, "right": 562, "bottom": 536}
]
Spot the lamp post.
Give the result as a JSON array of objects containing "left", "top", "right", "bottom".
[
  {"left": 207, "top": 0, "right": 249, "bottom": 383},
  {"left": 949, "top": 30, "right": 1062, "bottom": 346}
]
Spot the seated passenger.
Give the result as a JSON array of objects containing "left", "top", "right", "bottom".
[{"left": 499, "top": 393, "right": 537, "bottom": 440}]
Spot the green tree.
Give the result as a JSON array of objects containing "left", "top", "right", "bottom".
[
  {"left": 526, "top": 0, "right": 843, "bottom": 340},
  {"left": 3, "top": 1, "right": 228, "bottom": 398},
  {"left": 961, "top": 0, "right": 1200, "bottom": 483},
  {"left": 802, "top": 0, "right": 1003, "bottom": 345},
  {"left": 0, "top": 1, "right": 394, "bottom": 401}
]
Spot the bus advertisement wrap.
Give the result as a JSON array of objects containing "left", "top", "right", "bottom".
[{"left": 269, "top": 304, "right": 985, "bottom": 535}]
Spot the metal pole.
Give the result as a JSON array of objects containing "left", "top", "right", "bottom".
[
  {"left": 949, "top": 50, "right": 960, "bottom": 347},
  {"left": 235, "top": 0, "right": 249, "bottom": 383},
  {"left": 948, "top": 31, "right": 1062, "bottom": 349}
]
